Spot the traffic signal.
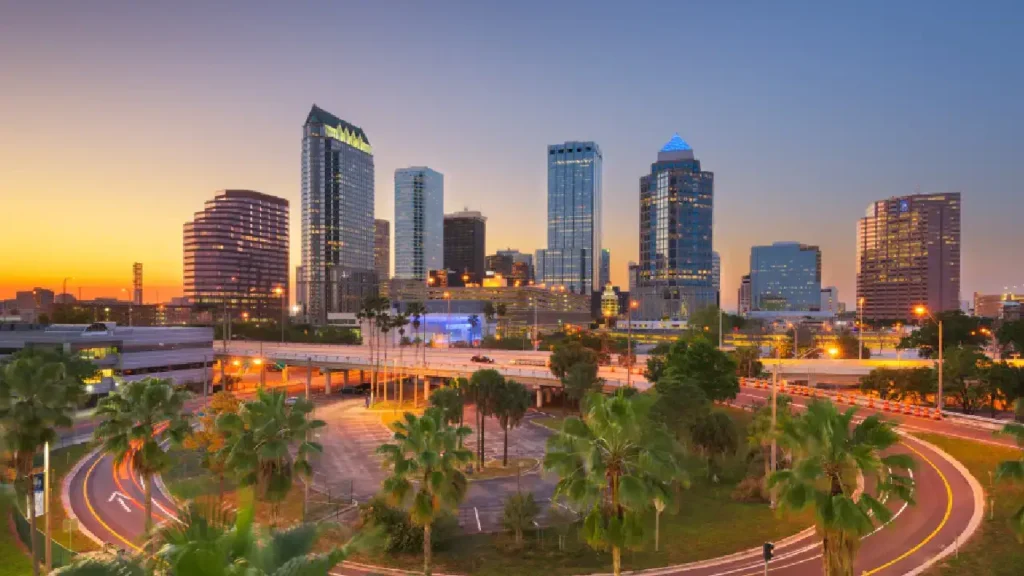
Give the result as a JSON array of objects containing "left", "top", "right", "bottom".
[{"left": 762, "top": 542, "right": 775, "bottom": 562}]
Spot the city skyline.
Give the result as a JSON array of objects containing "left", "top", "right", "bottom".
[{"left": 2, "top": 3, "right": 1022, "bottom": 308}]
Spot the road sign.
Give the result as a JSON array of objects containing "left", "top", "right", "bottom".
[{"left": 32, "top": 473, "right": 44, "bottom": 517}]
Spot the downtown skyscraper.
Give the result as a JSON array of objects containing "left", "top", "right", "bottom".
[
  {"left": 297, "top": 105, "right": 376, "bottom": 324},
  {"left": 444, "top": 210, "right": 487, "bottom": 280},
  {"left": 184, "top": 190, "right": 289, "bottom": 321},
  {"left": 856, "top": 192, "right": 961, "bottom": 320},
  {"left": 535, "top": 141, "right": 602, "bottom": 294},
  {"left": 635, "top": 134, "right": 715, "bottom": 320},
  {"left": 394, "top": 167, "right": 444, "bottom": 280}
]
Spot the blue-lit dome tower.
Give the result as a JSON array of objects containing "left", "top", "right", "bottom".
[{"left": 636, "top": 134, "right": 716, "bottom": 321}]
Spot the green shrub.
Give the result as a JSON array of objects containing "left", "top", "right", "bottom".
[{"left": 358, "top": 497, "right": 459, "bottom": 554}]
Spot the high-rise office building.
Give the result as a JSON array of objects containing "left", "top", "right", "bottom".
[
  {"left": 485, "top": 253, "right": 514, "bottom": 277},
  {"left": 535, "top": 141, "right": 602, "bottom": 294},
  {"left": 496, "top": 249, "right": 533, "bottom": 279},
  {"left": 599, "top": 249, "right": 611, "bottom": 288},
  {"left": 627, "top": 261, "right": 639, "bottom": 294},
  {"left": 738, "top": 274, "right": 752, "bottom": 315},
  {"left": 184, "top": 190, "right": 289, "bottom": 321},
  {"left": 132, "top": 262, "right": 143, "bottom": 305},
  {"left": 856, "top": 192, "right": 961, "bottom": 320},
  {"left": 374, "top": 219, "right": 391, "bottom": 282},
  {"left": 712, "top": 251, "right": 721, "bottom": 304},
  {"left": 635, "top": 134, "right": 715, "bottom": 320},
  {"left": 821, "top": 286, "right": 840, "bottom": 316},
  {"left": 748, "top": 242, "right": 822, "bottom": 311},
  {"left": 394, "top": 167, "right": 444, "bottom": 280},
  {"left": 298, "top": 105, "right": 376, "bottom": 324},
  {"left": 444, "top": 210, "right": 486, "bottom": 280}
]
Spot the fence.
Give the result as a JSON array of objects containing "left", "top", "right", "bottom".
[{"left": 11, "top": 509, "right": 77, "bottom": 569}]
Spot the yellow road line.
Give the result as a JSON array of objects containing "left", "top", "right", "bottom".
[
  {"left": 82, "top": 453, "right": 142, "bottom": 552},
  {"left": 862, "top": 440, "right": 952, "bottom": 575}
]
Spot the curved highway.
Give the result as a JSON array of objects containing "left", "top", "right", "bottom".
[{"left": 64, "top": 356, "right": 997, "bottom": 575}]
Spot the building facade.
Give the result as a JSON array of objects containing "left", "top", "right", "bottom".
[
  {"left": 535, "top": 141, "right": 602, "bottom": 294},
  {"left": 821, "top": 286, "right": 840, "bottom": 316},
  {"left": 394, "top": 167, "right": 444, "bottom": 280},
  {"left": 184, "top": 189, "right": 289, "bottom": 321},
  {"left": 635, "top": 134, "right": 715, "bottom": 320},
  {"left": 974, "top": 292, "right": 1024, "bottom": 320},
  {"left": 599, "top": 249, "right": 611, "bottom": 289},
  {"left": 628, "top": 261, "right": 639, "bottom": 294},
  {"left": 298, "top": 105, "right": 376, "bottom": 324},
  {"left": 738, "top": 274, "right": 752, "bottom": 316},
  {"left": 485, "top": 254, "right": 514, "bottom": 277},
  {"left": 443, "top": 210, "right": 486, "bottom": 280},
  {"left": 856, "top": 192, "right": 961, "bottom": 320},
  {"left": 0, "top": 323, "right": 214, "bottom": 393},
  {"left": 749, "top": 242, "right": 822, "bottom": 312},
  {"left": 374, "top": 219, "right": 391, "bottom": 282},
  {"left": 712, "top": 251, "right": 721, "bottom": 305},
  {"left": 497, "top": 249, "right": 533, "bottom": 280},
  {"left": 132, "top": 263, "right": 143, "bottom": 305}
]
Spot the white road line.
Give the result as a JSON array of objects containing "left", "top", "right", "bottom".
[{"left": 474, "top": 506, "right": 482, "bottom": 532}]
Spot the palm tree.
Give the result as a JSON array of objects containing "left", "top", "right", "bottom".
[
  {"left": 377, "top": 408, "right": 473, "bottom": 575},
  {"left": 216, "top": 390, "right": 325, "bottom": 526},
  {"left": 494, "top": 379, "right": 531, "bottom": 466},
  {"left": 55, "top": 500, "right": 357, "bottom": 576},
  {"left": 995, "top": 422, "right": 1024, "bottom": 539},
  {"left": 378, "top": 312, "right": 393, "bottom": 402},
  {"left": 544, "top": 391, "right": 683, "bottom": 576},
  {"left": 0, "top": 348, "right": 89, "bottom": 576},
  {"left": 747, "top": 395, "right": 793, "bottom": 497},
  {"left": 768, "top": 400, "right": 916, "bottom": 576},
  {"left": 495, "top": 303, "right": 508, "bottom": 338},
  {"left": 94, "top": 378, "right": 191, "bottom": 540},
  {"left": 428, "top": 385, "right": 464, "bottom": 428},
  {"left": 468, "top": 315, "right": 480, "bottom": 344},
  {"left": 357, "top": 297, "right": 378, "bottom": 402},
  {"left": 469, "top": 369, "right": 504, "bottom": 468},
  {"left": 482, "top": 302, "right": 496, "bottom": 338}
]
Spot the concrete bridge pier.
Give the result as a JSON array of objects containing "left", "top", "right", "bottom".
[
  {"left": 343, "top": 369, "right": 350, "bottom": 388},
  {"left": 324, "top": 369, "right": 332, "bottom": 395},
  {"left": 536, "top": 387, "right": 543, "bottom": 408}
]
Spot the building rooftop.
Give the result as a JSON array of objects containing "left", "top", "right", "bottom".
[
  {"left": 660, "top": 133, "right": 692, "bottom": 152},
  {"left": 305, "top": 104, "right": 370, "bottom": 145}
]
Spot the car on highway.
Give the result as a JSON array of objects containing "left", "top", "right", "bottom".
[
  {"left": 285, "top": 396, "right": 299, "bottom": 406},
  {"left": 470, "top": 355, "right": 495, "bottom": 364}
]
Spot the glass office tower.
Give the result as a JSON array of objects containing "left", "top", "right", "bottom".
[
  {"left": 298, "top": 105, "right": 376, "bottom": 324},
  {"left": 394, "top": 167, "right": 444, "bottom": 280},
  {"left": 635, "top": 134, "right": 715, "bottom": 320},
  {"left": 749, "top": 242, "right": 822, "bottom": 311},
  {"left": 535, "top": 141, "right": 602, "bottom": 294},
  {"left": 856, "top": 192, "right": 961, "bottom": 320}
]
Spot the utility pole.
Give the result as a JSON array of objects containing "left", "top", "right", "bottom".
[
  {"left": 858, "top": 297, "right": 865, "bottom": 360},
  {"left": 770, "top": 345, "right": 779, "bottom": 507},
  {"left": 44, "top": 441, "right": 51, "bottom": 573}
]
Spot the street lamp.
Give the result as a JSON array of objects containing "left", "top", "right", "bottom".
[
  {"left": 274, "top": 286, "right": 285, "bottom": 343},
  {"left": 858, "top": 297, "right": 865, "bottom": 360},
  {"left": 443, "top": 291, "right": 452, "bottom": 348},
  {"left": 628, "top": 300, "right": 638, "bottom": 388},
  {"left": 914, "top": 305, "right": 944, "bottom": 411}
]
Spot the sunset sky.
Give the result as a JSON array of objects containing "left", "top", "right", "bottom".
[{"left": 2, "top": 2, "right": 1022, "bottom": 309}]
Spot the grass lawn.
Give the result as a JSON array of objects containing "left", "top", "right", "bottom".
[
  {"left": 469, "top": 457, "right": 539, "bottom": 481},
  {"left": 345, "top": 406, "right": 813, "bottom": 576},
  {"left": 914, "top": 433, "right": 1024, "bottom": 576},
  {"left": 163, "top": 447, "right": 313, "bottom": 527},
  {"left": 0, "top": 497, "right": 33, "bottom": 576}
]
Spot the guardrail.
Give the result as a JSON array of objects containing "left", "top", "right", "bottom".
[
  {"left": 738, "top": 377, "right": 1011, "bottom": 432},
  {"left": 218, "top": 346, "right": 646, "bottom": 386}
]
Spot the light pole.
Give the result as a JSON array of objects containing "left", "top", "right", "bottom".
[
  {"left": 443, "top": 291, "right": 452, "bottom": 348},
  {"left": 914, "top": 305, "right": 944, "bottom": 411},
  {"left": 858, "top": 297, "right": 865, "bottom": 360},
  {"left": 718, "top": 306, "right": 724, "bottom": 349},
  {"left": 274, "top": 286, "right": 285, "bottom": 343},
  {"left": 628, "top": 300, "right": 638, "bottom": 388}
]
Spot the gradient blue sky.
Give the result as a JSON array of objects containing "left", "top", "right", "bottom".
[{"left": 2, "top": 1, "right": 1022, "bottom": 309}]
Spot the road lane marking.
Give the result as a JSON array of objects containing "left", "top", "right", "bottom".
[
  {"left": 474, "top": 507, "right": 482, "bottom": 532},
  {"left": 862, "top": 439, "right": 952, "bottom": 575},
  {"left": 83, "top": 454, "right": 141, "bottom": 552},
  {"left": 107, "top": 491, "right": 132, "bottom": 512}
]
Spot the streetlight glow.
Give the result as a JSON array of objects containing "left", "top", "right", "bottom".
[
  {"left": 828, "top": 347, "right": 839, "bottom": 357},
  {"left": 914, "top": 305, "right": 927, "bottom": 316}
]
